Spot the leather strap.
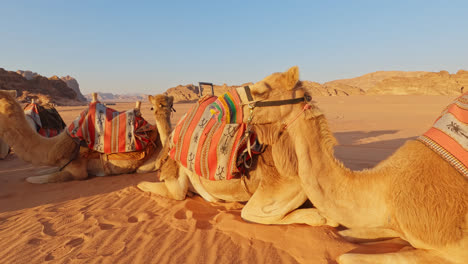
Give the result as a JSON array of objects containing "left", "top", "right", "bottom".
[{"left": 243, "top": 86, "right": 304, "bottom": 107}]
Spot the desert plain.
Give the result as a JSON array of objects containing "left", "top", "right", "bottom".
[{"left": 0, "top": 95, "right": 456, "bottom": 264}]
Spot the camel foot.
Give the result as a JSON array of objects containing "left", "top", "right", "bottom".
[
  {"left": 26, "top": 170, "right": 75, "bottom": 184},
  {"left": 338, "top": 228, "right": 401, "bottom": 243},
  {"left": 137, "top": 181, "right": 170, "bottom": 196},
  {"left": 136, "top": 159, "right": 157, "bottom": 173},
  {"left": 26, "top": 175, "right": 52, "bottom": 184}
]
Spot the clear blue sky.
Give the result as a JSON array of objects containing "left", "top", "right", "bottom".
[{"left": 1, "top": 0, "right": 467, "bottom": 95}]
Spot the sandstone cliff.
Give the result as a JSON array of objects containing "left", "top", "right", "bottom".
[
  {"left": 325, "top": 71, "right": 429, "bottom": 91},
  {"left": 367, "top": 70, "right": 468, "bottom": 95},
  {"left": 60, "top": 75, "right": 87, "bottom": 101},
  {"left": 0, "top": 68, "right": 85, "bottom": 105}
]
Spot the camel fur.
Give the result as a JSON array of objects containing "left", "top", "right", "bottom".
[
  {"left": 138, "top": 67, "right": 337, "bottom": 226},
  {"left": 0, "top": 91, "right": 173, "bottom": 183},
  {"left": 0, "top": 90, "right": 17, "bottom": 159},
  {"left": 245, "top": 67, "right": 467, "bottom": 264}
]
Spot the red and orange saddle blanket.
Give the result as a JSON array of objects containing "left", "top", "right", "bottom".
[
  {"left": 169, "top": 89, "right": 256, "bottom": 181},
  {"left": 418, "top": 92, "right": 468, "bottom": 178},
  {"left": 24, "top": 103, "right": 66, "bottom": 137},
  {"left": 67, "top": 102, "right": 154, "bottom": 154}
]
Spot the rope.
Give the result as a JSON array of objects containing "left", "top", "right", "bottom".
[{"left": 282, "top": 104, "right": 312, "bottom": 130}]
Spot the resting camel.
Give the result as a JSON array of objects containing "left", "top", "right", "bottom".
[
  {"left": 138, "top": 67, "right": 338, "bottom": 226},
  {"left": 241, "top": 67, "right": 467, "bottom": 264},
  {"left": 0, "top": 91, "right": 173, "bottom": 183},
  {"left": 0, "top": 90, "right": 17, "bottom": 159}
]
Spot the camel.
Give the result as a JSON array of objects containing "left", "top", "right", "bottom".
[
  {"left": 240, "top": 67, "right": 467, "bottom": 263},
  {"left": 138, "top": 67, "right": 338, "bottom": 226},
  {"left": 0, "top": 90, "right": 17, "bottom": 159},
  {"left": 0, "top": 91, "right": 174, "bottom": 183}
]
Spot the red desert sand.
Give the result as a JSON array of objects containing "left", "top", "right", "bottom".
[{"left": 0, "top": 95, "right": 455, "bottom": 263}]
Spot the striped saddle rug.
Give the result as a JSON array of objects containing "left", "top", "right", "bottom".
[
  {"left": 67, "top": 102, "right": 155, "bottom": 154},
  {"left": 169, "top": 89, "right": 256, "bottom": 181},
  {"left": 24, "top": 103, "right": 66, "bottom": 137},
  {"left": 418, "top": 92, "right": 468, "bottom": 178}
]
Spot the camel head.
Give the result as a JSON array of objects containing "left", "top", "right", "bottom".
[
  {"left": 0, "top": 90, "right": 23, "bottom": 128},
  {"left": 236, "top": 66, "right": 314, "bottom": 125},
  {"left": 148, "top": 94, "right": 175, "bottom": 120}
]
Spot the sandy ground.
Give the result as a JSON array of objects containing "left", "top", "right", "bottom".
[{"left": 0, "top": 95, "right": 455, "bottom": 263}]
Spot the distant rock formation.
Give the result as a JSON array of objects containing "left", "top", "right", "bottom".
[
  {"left": 301, "top": 81, "right": 365, "bottom": 96},
  {"left": 84, "top": 92, "right": 146, "bottom": 102},
  {"left": 60, "top": 75, "right": 87, "bottom": 101},
  {"left": 367, "top": 70, "right": 468, "bottom": 95},
  {"left": 164, "top": 83, "right": 254, "bottom": 103},
  {"left": 0, "top": 68, "right": 85, "bottom": 105},
  {"left": 16, "top": 70, "right": 39, "bottom": 80},
  {"left": 325, "top": 71, "right": 429, "bottom": 91}
]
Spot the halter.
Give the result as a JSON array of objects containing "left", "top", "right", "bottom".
[
  {"left": 236, "top": 85, "right": 312, "bottom": 168},
  {"left": 241, "top": 86, "right": 306, "bottom": 108}
]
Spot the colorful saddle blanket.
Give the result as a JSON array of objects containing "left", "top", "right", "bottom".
[
  {"left": 418, "top": 92, "right": 468, "bottom": 178},
  {"left": 24, "top": 103, "right": 66, "bottom": 137},
  {"left": 67, "top": 102, "right": 154, "bottom": 154},
  {"left": 169, "top": 90, "right": 255, "bottom": 181}
]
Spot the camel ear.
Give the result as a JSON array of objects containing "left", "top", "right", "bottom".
[
  {"left": 285, "top": 66, "right": 299, "bottom": 90},
  {"left": 148, "top": 95, "right": 154, "bottom": 103}
]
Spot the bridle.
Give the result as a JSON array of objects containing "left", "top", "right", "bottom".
[
  {"left": 238, "top": 85, "right": 313, "bottom": 125},
  {"left": 241, "top": 85, "right": 307, "bottom": 108},
  {"left": 238, "top": 85, "right": 313, "bottom": 171}
]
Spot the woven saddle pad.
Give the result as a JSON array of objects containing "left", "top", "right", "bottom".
[
  {"left": 67, "top": 102, "right": 154, "bottom": 154},
  {"left": 418, "top": 92, "right": 468, "bottom": 178}
]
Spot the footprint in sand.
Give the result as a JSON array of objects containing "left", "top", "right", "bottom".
[
  {"left": 172, "top": 200, "right": 220, "bottom": 230},
  {"left": 40, "top": 219, "right": 57, "bottom": 236},
  {"left": 98, "top": 223, "right": 115, "bottom": 230},
  {"left": 127, "top": 211, "right": 156, "bottom": 223},
  {"left": 44, "top": 237, "right": 85, "bottom": 262}
]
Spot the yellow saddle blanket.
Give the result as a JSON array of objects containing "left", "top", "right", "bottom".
[{"left": 418, "top": 92, "right": 468, "bottom": 178}]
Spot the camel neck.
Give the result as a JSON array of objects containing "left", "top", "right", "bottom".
[
  {"left": 155, "top": 115, "right": 172, "bottom": 146},
  {"left": 292, "top": 115, "right": 389, "bottom": 227},
  {"left": 2, "top": 118, "right": 75, "bottom": 167}
]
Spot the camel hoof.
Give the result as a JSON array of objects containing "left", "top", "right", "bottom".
[
  {"left": 137, "top": 181, "right": 158, "bottom": 193},
  {"left": 26, "top": 175, "right": 50, "bottom": 184}
]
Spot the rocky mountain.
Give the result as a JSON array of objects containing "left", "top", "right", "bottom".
[
  {"left": 367, "top": 70, "right": 468, "bottom": 95},
  {"left": 0, "top": 68, "right": 86, "bottom": 105},
  {"left": 60, "top": 75, "right": 87, "bottom": 101},
  {"left": 325, "top": 71, "right": 429, "bottom": 91},
  {"left": 84, "top": 92, "right": 147, "bottom": 102}
]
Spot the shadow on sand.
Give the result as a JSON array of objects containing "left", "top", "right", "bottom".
[
  {"left": 334, "top": 130, "right": 417, "bottom": 170},
  {"left": 0, "top": 156, "right": 158, "bottom": 213}
]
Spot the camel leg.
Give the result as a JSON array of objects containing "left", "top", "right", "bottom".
[
  {"left": 136, "top": 151, "right": 158, "bottom": 173},
  {"left": 35, "top": 167, "right": 60, "bottom": 176},
  {"left": 339, "top": 228, "right": 402, "bottom": 243},
  {"left": 137, "top": 170, "right": 189, "bottom": 200},
  {"left": 241, "top": 175, "right": 337, "bottom": 226},
  {"left": 337, "top": 249, "right": 448, "bottom": 264},
  {"left": 26, "top": 158, "right": 88, "bottom": 184},
  {"left": 184, "top": 168, "right": 220, "bottom": 203}
]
